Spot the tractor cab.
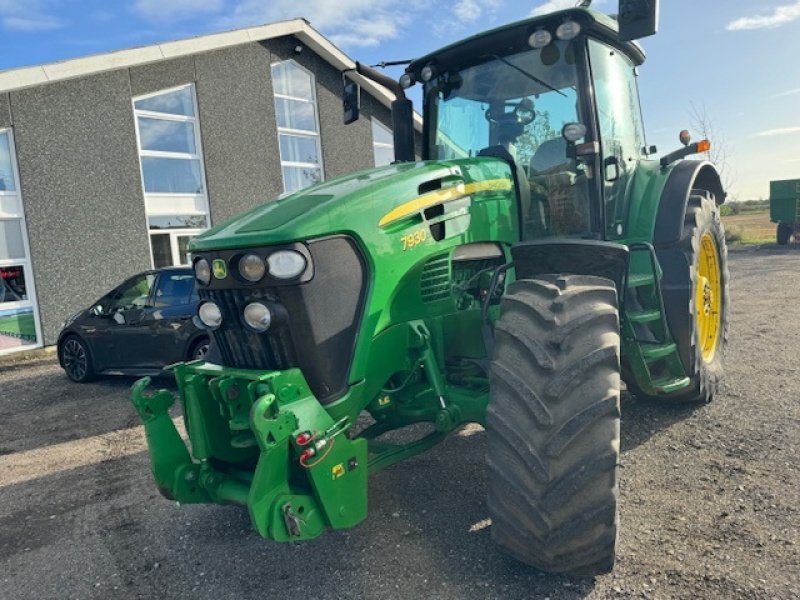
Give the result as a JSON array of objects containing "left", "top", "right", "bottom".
[{"left": 402, "top": 8, "right": 650, "bottom": 242}]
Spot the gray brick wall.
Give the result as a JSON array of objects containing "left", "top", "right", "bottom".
[
  {"left": 194, "top": 43, "right": 282, "bottom": 226},
  {"left": 0, "top": 93, "right": 11, "bottom": 128},
  {"left": 129, "top": 56, "right": 196, "bottom": 98}
]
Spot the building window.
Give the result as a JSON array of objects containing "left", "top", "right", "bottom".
[
  {"left": 372, "top": 118, "right": 394, "bottom": 167},
  {"left": 271, "top": 60, "right": 324, "bottom": 194},
  {"left": 0, "top": 128, "right": 42, "bottom": 354},
  {"left": 133, "top": 84, "right": 210, "bottom": 268}
]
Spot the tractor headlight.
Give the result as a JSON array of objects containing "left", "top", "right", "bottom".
[
  {"left": 198, "top": 301, "right": 223, "bottom": 328},
  {"left": 399, "top": 72, "right": 414, "bottom": 89},
  {"left": 243, "top": 302, "right": 272, "bottom": 332},
  {"left": 239, "top": 253, "right": 266, "bottom": 282},
  {"left": 556, "top": 20, "right": 581, "bottom": 40},
  {"left": 528, "top": 28, "right": 552, "bottom": 49},
  {"left": 420, "top": 64, "right": 436, "bottom": 82},
  {"left": 194, "top": 258, "right": 211, "bottom": 285},
  {"left": 267, "top": 250, "right": 307, "bottom": 280}
]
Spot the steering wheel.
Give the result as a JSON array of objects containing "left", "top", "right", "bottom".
[{"left": 484, "top": 98, "right": 535, "bottom": 125}]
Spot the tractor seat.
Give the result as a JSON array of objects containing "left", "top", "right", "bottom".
[{"left": 529, "top": 138, "right": 586, "bottom": 235}]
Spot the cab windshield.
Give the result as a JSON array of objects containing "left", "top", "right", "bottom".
[{"left": 426, "top": 40, "right": 591, "bottom": 238}]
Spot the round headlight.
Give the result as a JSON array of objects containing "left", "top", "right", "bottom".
[
  {"left": 267, "top": 250, "right": 307, "bottom": 280},
  {"left": 239, "top": 253, "right": 266, "bottom": 282},
  {"left": 420, "top": 64, "right": 436, "bottom": 82},
  {"left": 243, "top": 302, "right": 272, "bottom": 332},
  {"left": 528, "top": 29, "right": 552, "bottom": 49},
  {"left": 399, "top": 72, "right": 414, "bottom": 89},
  {"left": 194, "top": 258, "right": 211, "bottom": 285},
  {"left": 556, "top": 20, "right": 581, "bottom": 40},
  {"left": 198, "top": 302, "right": 222, "bottom": 328}
]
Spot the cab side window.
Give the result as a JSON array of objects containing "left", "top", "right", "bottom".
[
  {"left": 589, "top": 39, "right": 646, "bottom": 237},
  {"left": 110, "top": 274, "right": 155, "bottom": 312},
  {"left": 153, "top": 273, "right": 195, "bottom": 308}
]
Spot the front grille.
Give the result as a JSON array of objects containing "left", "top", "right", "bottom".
[
  {"left": 203, "top": 288, "right": 295, "bottom": 371},
  {"left": 195, "top": 236, "right": 367, "bottom": 404}
]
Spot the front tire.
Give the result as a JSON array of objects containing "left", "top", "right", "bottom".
[
  {"left": 59, "top": 335, "right": 96, "bottom": 383},
  {"left": 487, "top": 275, "right": 621, "bottom": 577}
]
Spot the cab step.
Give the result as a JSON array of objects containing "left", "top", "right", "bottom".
[
  {"left": 641, "top": 342, "right": 678, "bottom": 361},
  {"left": 651, "top": 376, "right": 691, "bottom": 394},
  {"left": 627, "top": 309, "right": 661, "bottom": 323},
  {"left": 627, "top": 273, "right": 655, "bottom": 288}
]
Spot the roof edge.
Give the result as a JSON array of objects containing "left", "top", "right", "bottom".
[{"left": 0, "top": 18, "right": 422, "bottom": 131}]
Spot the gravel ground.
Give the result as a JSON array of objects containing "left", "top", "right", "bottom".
[{"left": 0, "top": 247, "right": 798, "bottom": 600}]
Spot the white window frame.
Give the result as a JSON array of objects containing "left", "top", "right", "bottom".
[
  {"left": 132, "top": 84, "right": 211, "bottom": 268},
  {"left": 371, "top": 117, "right": 394, "bottom": 166},
  {"left": 0, "top": 128, "right": 43, "bottom": 355},
  {"left": 271, "top": 60, "right": 324, "bottom": 193},
  {"left": 149, "top": 229, "right": 206, "bottom": 268}
]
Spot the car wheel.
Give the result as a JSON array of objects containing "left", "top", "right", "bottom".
[
  {"left": 60, "top": 336, "right": 96, "bottom": 383},
  {"left": 190, "top": 337, "right": 210, "bottom": 361}
]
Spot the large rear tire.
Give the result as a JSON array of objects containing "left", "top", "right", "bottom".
[
  {"left": 634, "top": 192, "right": 729, "bottom": 403},
  {"left": 487, "top": 274, "right": 621, "bottom": 577}
]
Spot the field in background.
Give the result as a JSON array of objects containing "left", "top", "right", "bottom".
[{"left": 722, "top": 209, "right": 775, "bottom": 245}]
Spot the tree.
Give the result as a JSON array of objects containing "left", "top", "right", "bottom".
[
  {"left": 688, "top": 102, "right": 735, "bottom": 194},
  {"left": 514, "top": 110, "right": 558, "bottom": 166}
]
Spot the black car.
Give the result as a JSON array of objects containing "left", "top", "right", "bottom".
[{"left": 57, "top": 267, "right": 209, "bottom": 382}]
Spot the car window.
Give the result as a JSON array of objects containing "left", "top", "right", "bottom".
[
  {"left": 153, "top": 272, "right": 195, "bottom": 308},
  {"left": 110, "top": 274, "right": 155, "bottom": 312}
]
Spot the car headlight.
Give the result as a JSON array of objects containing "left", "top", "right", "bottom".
[
  {"left": 243, "top": 302, "right": 271, "bottom": 332},
  {"left": 239, "top": 253, "right": 266, "bottom": 282},
  {"left": 267, "top": 250, "right": 307, "bottom": 280},
  {"left": 194, "top": 258, "right": 211, "bottom": 285},
  {"left": 198, "top": 301, "right": 222, "bottom": 328}
]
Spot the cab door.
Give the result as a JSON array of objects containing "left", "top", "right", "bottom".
[{"left": 588, "top": 39, "right": 647, "bottom": 239}]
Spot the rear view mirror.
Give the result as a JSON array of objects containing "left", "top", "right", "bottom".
[
  {"left": 617, "top": 0, "right": 659, "bottom": 42},
  {"left": 343, "top": 80, "right": 360, "bottom": 125}
]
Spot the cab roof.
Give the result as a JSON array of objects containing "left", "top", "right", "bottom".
[{"left": 408, "top": 8, "right": 645, "bottom": 77}]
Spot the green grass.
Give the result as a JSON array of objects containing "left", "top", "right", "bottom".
[
  {"left": 722, "top": 209, "right": 778, "bottom": 246},
  {"left": 0, "top": 312, "right": 36, "bottom": 338}
]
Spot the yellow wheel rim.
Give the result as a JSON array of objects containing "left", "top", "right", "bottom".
[{"left": 696, "top": 233, "right": 722, "bottom": 362}]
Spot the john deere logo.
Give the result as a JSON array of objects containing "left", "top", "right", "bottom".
[{"left": 212, "top": 259, "right": 227, "bottom": 279}]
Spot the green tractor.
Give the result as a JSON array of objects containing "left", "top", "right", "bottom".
[{"left": 132, "top": 2, "right": 729, "bottom": 576}]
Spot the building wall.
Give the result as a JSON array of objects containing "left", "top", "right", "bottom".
[
  {"left": 3, "top": 36, "right": 399, "bottom": 346},
  {"left": 10, "top": 71, "right": 151, "bottom": 345},
  {"left": 0, "top": 93, "right": 11, "bottom": 128},
  {"left": 194, "top": 43, "right": 282, "bottom": 225}
]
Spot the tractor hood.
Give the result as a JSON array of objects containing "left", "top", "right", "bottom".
[{"left": 189, "top": 158, "right": 514, "bottom": 252}]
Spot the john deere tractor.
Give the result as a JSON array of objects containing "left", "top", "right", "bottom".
[{"left": 132, "top": 1, "right": 729, "bottom": 576}]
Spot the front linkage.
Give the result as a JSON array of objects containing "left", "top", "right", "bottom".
[
  {"left": 132, "top": 364, "right": 367, "bottom": 541},
  {"left": 131, "top": 320, "right": 489, "bottom": 541}
]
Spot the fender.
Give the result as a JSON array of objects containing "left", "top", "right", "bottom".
[
  {"left": 653, "top": 160, "right": 726, "bottom": 246},
  {"left": 510, "top": 239, "right": 629, "bottom": 292}
]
